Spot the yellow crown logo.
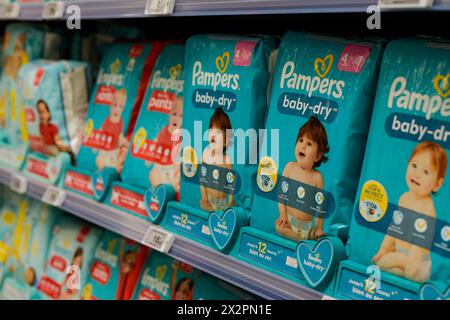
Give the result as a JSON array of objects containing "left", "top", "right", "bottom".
[
  {"left": 156, "top": 265, "right": 167, "bottom": 280},
  {"left": 216, "top": 52, "right": 230, "bottom": 74},
  {"left": 110, "top": 59, "right": 121, "bottom": 74},
  {"left": 170, "top": 64, "right": 182, "bottom": 79},
  {"left": 314, "top": 54, "right": 333, "bottom": 78},
  {"left": 433, "top": 73, "right": 450, "bottom": 98}
]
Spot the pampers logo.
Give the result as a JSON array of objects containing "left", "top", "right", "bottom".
[
  {"left": 191, "top": 52, "right": 239, "bottom": 112},
  {"left": 97, "top": 59, "right": 124, "bottom": 87},
  {"left": 386, "top": 74, "right": 450, "bottom": 148},
  {"left": 150, "top": 64, "right": 184, "bottom": 93},
  {"left": 277, "top": 54, "right": 344, "bottom": 123}
]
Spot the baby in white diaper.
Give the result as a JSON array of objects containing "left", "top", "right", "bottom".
[
  {"left": 149, "top": 96, "right": 183, "bottom": 194},
  {"left": 373, "top": 141, "right": 447, "bottom": 283},
  {"left": 276, "top": 116, "right": 329, "bottom": 241},
  {"left": 200, "top": 108, "right": 234, "bottom": 212},
  {"left": 96, "top": 89, "right": 127, "bottom": 172}
]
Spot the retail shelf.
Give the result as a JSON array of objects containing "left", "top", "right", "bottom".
[
  {"left": 0, "top": 166, "right": 328, "bottom": 300},
  {"left": 1, "top": 0, "right": 450, "bottom": 21}
]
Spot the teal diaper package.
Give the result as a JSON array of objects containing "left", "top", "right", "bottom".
[
  {"left": 232, "top": 32, "right": 383, "bottom": 294},
  {"left": 109, "top": 44, "right": 185, "bottom": 221},
  {"left": 0, "top": 188, "right": 28, "bottom": 287},
  {"left": 0, "top": 199, "right": 60, "bottom": 300},
  {"left": 132, "top": 251, "right": 201, "bottom": 300},
  {"left": 336, "top": 37, "right": 450, "bottom": 300},
  {"left": 164, "top": 34, "right": 277, "bottom": 252},
  {"left": 82, "top": 231, "right": 149, "bottom": 300},
  {"left": 0, "top": 23, "right": 62, "bottom": 170},
  {"left": 37, "top": 214, "right": 102, "bottom": 300},
  {"left": 63, "top": 42, "right": 163, "bottom": 200},
  {"left": 19, "top": 60, "right": 91, "bottom": 186}
]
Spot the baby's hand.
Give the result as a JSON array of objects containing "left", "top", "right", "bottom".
[
  {"left": 200, "top": 198, "right": 212, "bottom": 211},
  {"left": 275, "top": 215, "right": 291, "bottom": 228},
  {"left": 310, "top": 226, "right": 325, "bottom": 240},
  {"left": 372, "top": 250, "right": 385, "bottom": 263}
]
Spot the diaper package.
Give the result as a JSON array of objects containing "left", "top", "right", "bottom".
[
  {"left": 37, "top": 215, "right": 102, "bottom": 300},
  {"left": 63, "top": 42, "right": 163, "bottom": 199},
  {"left": 0, "top": 188, "right": 28, "bottom": 287},
  {"left": 336, "top": 37, "right": 450, "bottom": 300},
  {"left": 132, "top": 251, "right": 201, "bottom": 300},
  {"left": 165, "top": 34, "right": 277, "bottom": 249},
  {"left": 0, "top": 23, "right": 63, "bottom": 169},
  {"left": 111, "top": 44, "right": 185, "bottom": 220},
  {"left": 0, "top": 200, "right": 60, "bottom": 300},
  {"left": 236, "top": 32, "right": 383, "bottom": 291},
  {"left": 20, "top": 60, "right": 91, "bottom": 185},
  {"left": 82, "top": 231, "right": 149, "bottom": 300}
]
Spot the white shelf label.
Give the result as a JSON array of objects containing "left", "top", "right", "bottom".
[
  {"left": 378, "top": 0, "right": 434, "bottom": 9},
  {"left": 2, "top": 3, "right": 21, "bottom": 19},
  {"left": 142, "top": 226, "right": 175, "bottom": 253},
  {"left": 42, "top": 186, "right": 66, "bottom": 207},
  {"left": 10, "top": 174, "right": 27, "bottom": 194},
  {"left": 321, "top": 295, "right": 337, "bottom": 300},
  {"left": 42, "top": 1, "right": 65, "bottom": 19},
  {"left": 145, "top": 0, "right": 175, "bottom": 15}
]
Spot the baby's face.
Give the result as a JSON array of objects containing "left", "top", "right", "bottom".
[
  {"left": 169, "top": 99, "right": 183, "bottom": 133},
  {"left": 174, "top": 282, "right": 192, "bottom": 300},
  {"left": 72, "top": 255, "right": 83, "bottom": 267},
  {"left": 38, "top": 102, "right": 50, "bottom": 124},
  {"left": 406, "top": 151, "right": 440, "bottom": 197},
  {"left": 209, "top": 126, "right": 225, "bottom": 153},
  {"left": 295, "top": 135, "right": 321, "bottom": 170},
  {"left": 110, "top": 92, "right": 126, "bottom": 122}
]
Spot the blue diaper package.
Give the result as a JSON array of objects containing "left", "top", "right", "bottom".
[
  {"left": 37, "top": 214, "right": 102, "bottom": 300},
  {"left": 165, "top": 34, "right": 277, "bottom": 251},
  {"left": 0, "top": 188, "right": 29, "bottom": 287},
  {"left": 132, "top": 251, "right": 199, "bottom": 300},
  {"left": 0, "top": 199, "right": 60, "bottom": 300},
  {"left": 234, "top": 32, "right": 383, "bottom": 293},
  {"left": 336, "top": 37, "right": 450, "bottom": 300},
  {"left": 19, "top": 60, "right": 91, "bottom": 186},
  {"left": 82, "top": 231, "right": 149, "bottom": 300},
  {"left": 63, "top": 42, "right": 162, "bottom": 200},
  {"left": 0, "top": 23, "right": 62, "bottom": 169},
  {"left": 110, "top": 44, "right": 185, "bottom": 221}
]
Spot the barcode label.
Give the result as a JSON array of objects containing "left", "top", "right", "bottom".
[
  {"left": 145, "top": 0, "right": 175, "bottom": 15},
  {"left": 42, "top": 186, "right": 66, "bottom": 207},
  {"left": 378, "top": 0, "right": 434, "bottom": 9},
  {"left": 2, "top": 3, "right": 21, "bottom": 19},
  {"left": 42, "top": 1, "right": 65, "bottom": 19},
  {"left": 10, "top": 174, "right": 27, "bottom": 194},
  {"left": 142, "top": 226, "right": 175, "bottom": 253}
]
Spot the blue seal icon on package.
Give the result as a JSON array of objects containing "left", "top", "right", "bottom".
[
  {"left": 144, "top": 184, "right": 176, "bottom": 224},
  {"left": 208, "top": 207, "right": 248, "bottom": 252},
  {"left": 419, "top": 283, "right": 450, "bottom": 300}
]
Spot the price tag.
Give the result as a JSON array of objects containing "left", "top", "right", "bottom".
[
  {"left": 42, "top": 186, "right": 66, "bottom": 207},
  {"left": 2, "top": 3, "right": 21, "bottom": 19},
  {"left": 321, "top": 295, "right": 337, "bottom": 300},
  {"left": 378, "top": 0, "right": 434, "bottom": 9},
  {"left": 142, "top": 226, "right": 175, "bottom": 253},
  {"left": 9, "top": 174, "right": 27, "bottom": 194},
  {"left": 145, "top": 0, "right": 175, "bottom": 15},
  {"left": 42, "top": 1, "right": 65, "bottom": 19}
]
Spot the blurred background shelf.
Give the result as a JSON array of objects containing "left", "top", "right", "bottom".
[
  {"left": 0, "top": 166, "right": 328, "bottom": 300},
  {"left": 1, "top": 0, "right": 450, "bottom": 21}
]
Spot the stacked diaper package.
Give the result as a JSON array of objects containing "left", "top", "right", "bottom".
[
  {"left": 133, "top": 250, "right": 254, "bottom": 300},
  {"left": 110, "top": 44, "right": 185, "bottom": 221},
  {"left": 82, "top": 231, "right": 149, "bottom": 300},
  {"left": 63, "top": 42, "right": 163, "bottom": 200},
  {"left": 231, "top": 32, "right": 383, "bottom": 295},
  {"left": 164, "top": 34, "right": 278, "bottom": 252},
  {"left": 37, "top": 215, "right": 102, "bottom": 300},
  {"left": 335, "top": 37, "right": 450, "bottom": 300},
  {"left": 0, "top": 199, "right": 60, "bottom": 300},
  {"left": 19, "top": 60, "right": 91, "bottom": 186},
  {"left": 0, "top": 187, "right": 29, "bottom": 287},
  {"left": 0, "top": 23, "right": 62, "bottom": 170}
]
